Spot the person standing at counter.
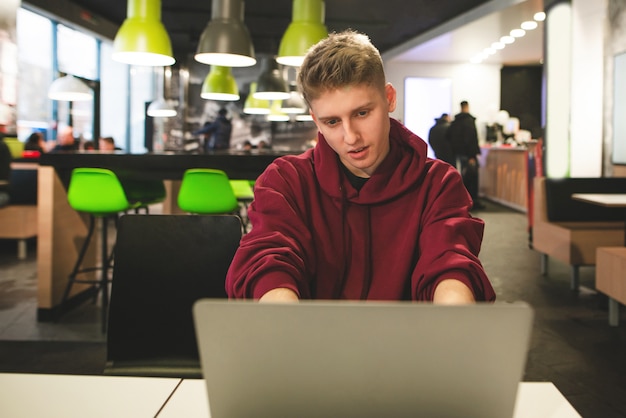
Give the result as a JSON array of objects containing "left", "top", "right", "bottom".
[
  {"left": 428, "top": 113, "right": 455, "bottom": 166},
  {"left": 225, "top": 30, "right": 495, "bottom": 304},
  {"left": 448, "top": 101, "right": 485, "bottom": 210},
  {"left": 193, "top": 108, "right": 233, "bottom": 151}
]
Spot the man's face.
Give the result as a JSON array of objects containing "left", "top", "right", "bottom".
[{"left": 310, "top": 83, "right": 397, "bottom": 178}]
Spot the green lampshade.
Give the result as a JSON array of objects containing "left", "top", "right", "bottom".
[
  {"left": 267, "top": 100, "right": 290, "bottom": 122},
  {"left": 277, "top": 0, "right": 328, "bottom": 67},
  {"left": 194, "top": 0, "right": 256, "bottom": 67},
  {"left": 201, "top": 66, "right": 240, "bottom": 101},
  {"left": 112, "top": 0, "right": 175, "bottom": 66},
  {"left": 243, "top": 82, "right": 270, "bottom": 114}
]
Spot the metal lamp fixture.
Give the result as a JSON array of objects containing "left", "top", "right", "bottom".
[
  {"left": 48, "top": 75, "right": 93, "bottom": 101},
  {"left": 147, "top": 66, "right": 177, "bottom": 117},
  {"left": 194, "top": 0, "right": 256, "bottom": 67},
  {"left": 253, "top": 57, "right": 290, "bottom": 101},
  {"left": 277, "top": 0, "right": 328, "bottom": 67},
  {"left": 201, "top": 66, "right": 240, "bottom": 101},
  {"left": 281, "top": 84, "right": 307, "bottom": 114},
  {"left": 267, "top": 100, "right": 290, "bottom": 122},
  {"left": 243, "top": 82, "right": 270, "bottom": 114},
  {"left": 112, "top": 0, "right": 175, "bottom": 66}
]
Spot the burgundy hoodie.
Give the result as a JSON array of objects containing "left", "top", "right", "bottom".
[{"left": 226, "top": 118, "right": 495, "bottom": 301}]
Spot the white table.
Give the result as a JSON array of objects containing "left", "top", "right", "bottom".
[
  {"left": 0, "top": 373, "right": 181, "bottom": 418},
  {"left": 571, "top": 193, "right": 626, "bottom": 207},
  {"left": 0, "top": 373, "right": 581, "bottom": 418}
]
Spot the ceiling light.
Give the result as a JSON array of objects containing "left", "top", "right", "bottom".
[
  {"left": 112, "top": 0, "right": 175, "bottom": 66},
  {"left": 48, "top": 75, "right": 93, "bottom": 101},
  {"left": 201, "top": 66, "right": 240, "bottom": 101},
  {"left": 281, "top": 84, "right": 307, "bottom": 114},
  {"left": 296, "top": 112, "right": 313, "bottom": 122},
  {"left": 243, "top": 82, "right": 270, "bottom": 114},
  {"left": 147, "top": 98, "right": 177, "bottom": 117},
  {"left": 521, "top": 21, "right": 538, "bottom": 30},
  {"left": 267, "top": 100, "right": 290, "bottom": 122},
  {"left": 510, "top": 28, "right": 526, "bottom": 38},
  {"left": 484, "top": 47, "right": 496, "bottom": 55},
  {"left": 500, "top": 36, "right": 515, "bottom": 44},
  {"left": 194, "top": 0, "right": 256, "bottom": 67},
  {"left": 534, "top": 12, "right": 546, "bottom": 22},
  {"left": 277, "top": 0, "right": 328, "bottom": 67},
  {"left": 491, "top": 42, "right": 505, "bottom": 50},
  {"left": 254, "top": 57, "right": 290, "bottom": 101}
]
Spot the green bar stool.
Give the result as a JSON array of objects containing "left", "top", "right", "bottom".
[
  {"left": 229, "top": 179, "right": 255, "bottom": 229},
  {"left": 177, "top": 168, "right": 244, "bottom": 229},
  {"left": 63, "top": 168, "right": 141, "bottom": 332}
]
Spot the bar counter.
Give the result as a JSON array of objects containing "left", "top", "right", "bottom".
[{"left": 36, "top": 150, "right": 296, "bottom": 320}]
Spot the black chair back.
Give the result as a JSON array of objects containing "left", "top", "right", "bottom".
[{"left": 105, "top": 214, "right": 242, "bottom": 378}]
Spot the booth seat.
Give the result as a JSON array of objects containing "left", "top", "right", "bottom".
[
  {"left": 531, "top": 176, "right": 626, "bottom": 290},
  {"left": 0, "top": 167, "right": 38, "bottom": 259}
]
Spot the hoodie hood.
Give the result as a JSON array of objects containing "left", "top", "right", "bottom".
[{"left": 313, "top": 118, "right": 428, "bottom": 205}]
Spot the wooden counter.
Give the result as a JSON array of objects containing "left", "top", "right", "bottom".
[
  {"left": 478, "top": 146, "right": 530, "bottom": 212},
  {"left": 36, "top": 151, "right": 293, "bottom": 320}
]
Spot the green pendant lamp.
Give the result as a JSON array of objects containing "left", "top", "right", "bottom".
[
  {"left": 112, "top": 0, "right": 175, "bottom": 66},
  {"left": 195, "top": 0, "right": 256, "bottom": 67},
  {"left": 243, "top": 82, "right": 270, "bottom": 115},
  {"left": 267, "top": 100, "right": 290, "bottom": 122},
  {"left": 201, "top": 66, "right": 240, "bottom": 101},
  {"left": 277, "top": 0, "right": 328, "bottom": 67},
  {"left": 48, "top": 75, "right": 93, "bottom": 101}
]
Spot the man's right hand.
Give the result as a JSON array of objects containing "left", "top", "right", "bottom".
[{"left": 259, "top": 288, "right": 299, "bottom": 303}]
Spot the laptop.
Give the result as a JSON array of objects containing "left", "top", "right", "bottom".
[{"left": 193, "top": 299, "right": 534, "bottom": 418}]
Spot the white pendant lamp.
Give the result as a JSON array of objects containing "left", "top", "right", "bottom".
[
  {"left": 112, "top": 0, "right": 175, "bottom": 66},
  {"left": 194, "top": 0, "right": 256, "bottom": 67},
  {"left": 147, "top": 67, "right": 177, "bottom": 117},
  {"left": 48, "top": 75, "right": 93, "bottom": 101}
]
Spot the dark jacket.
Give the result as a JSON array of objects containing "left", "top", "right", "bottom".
[
  {"left": 226, "top": 118, "right": 495, "bottom": 302},
  {"left": 194, "top": 115, "right": 232, "bottom": 150},
  {"left": 448, "top": 112, "right": 480, "bottom": 158},
  {"left": 428, "top": 117, "right": 455, "bottom": 165}
]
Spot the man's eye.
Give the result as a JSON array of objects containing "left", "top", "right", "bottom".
[
  {"left": 326, "top": 119, "right": 339, "bottom": 126},
  {"left": 357, "top": 110, "right": 368, "bottom": 117}
]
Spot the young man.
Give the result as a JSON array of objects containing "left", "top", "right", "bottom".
[{"left": 225, "top": 31, "right": 495, "bottom": 304}]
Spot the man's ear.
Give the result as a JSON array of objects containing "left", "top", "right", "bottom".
[{"left": 385, "top": 83, "right": 397, "bottom": 112}]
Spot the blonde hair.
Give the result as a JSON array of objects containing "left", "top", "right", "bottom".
[{"left": 297, "top": 30, "right": 386, "bottom": 105}]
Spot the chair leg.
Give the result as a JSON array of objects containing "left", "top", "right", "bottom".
[
  {"left": 608, "top": 298, "right": 620, "bottom": 327},
  {"left": 570, "top": 266, "right": 580, "bottom": 291},
  {"left": 100, "top": 216, "right": 110, "bottom": 333},
  {"left": 540, "top": 253, "right": 548, "bottom": 275},
  {"left": 62, "top": 214, "right": 96, "bottom": 305}
]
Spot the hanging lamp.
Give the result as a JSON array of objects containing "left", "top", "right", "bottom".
[
  {"left": 243, "top": 82, "right": 270, "bottom": 114},
  {"left": 253, "top": 57, "right": 290, "bottom": 100},
  {"left": 201, "top": 66, "right": 240, "bottom": 101},
  {"left": 147, "top": 66, "right": 177, "bottom": 117},
  {"left": 48, "top": 75, "right": 93, "bottom": 101},
  {"left": 277, "top": 0, "right": 328, "bottom": 67},
  {"left": 281, "top": 84, "right": 307, "bottom": 114},
  {"left": 267, "top": 100, "right": 290, "bottom": 122},
  {"left": 112, "top": 0, "right": 175, "bottom": 66},
  {"left": 194, "top": 0, "right": 256, "bottom": 67}
]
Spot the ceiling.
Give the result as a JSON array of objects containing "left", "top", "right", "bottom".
[{"left": 60, "top": 0, "right": 543, "bottom": 66}]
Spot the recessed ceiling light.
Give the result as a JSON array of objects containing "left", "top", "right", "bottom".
[
  {"left": 500, "top": 36, "right": 515, "bottom": 44},
  {"left": 521, "top": 21, "right": 538, "bottom": 30},
  {"left": 491, "top": 42, "right": 505, "bottom": 50},
  {"left": 510, "top": 28, "right": 526, "bottom": 38},
  {"left": 534, "top": 12, "right": 546, "bottom": 22}
]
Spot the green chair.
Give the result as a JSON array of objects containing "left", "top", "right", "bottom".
[
  {"left": 229, "top": 179, "right": 255, "bottom": 228},
  {"left": 63, "top": 167, "right": 141, "bottom": 332},
  {"left": 177, "top": 168, "right": 239, "bottom": 214}
]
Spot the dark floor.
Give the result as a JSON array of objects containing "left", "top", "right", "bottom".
[{"left": 1, "top": 201, "right": 626, "bottom": 417}]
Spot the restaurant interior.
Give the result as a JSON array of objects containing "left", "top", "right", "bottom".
[{"left": 1, "top": 0, "right": 626, "bottom": 416}]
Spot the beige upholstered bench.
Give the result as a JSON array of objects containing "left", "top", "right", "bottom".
[{"left": 596, "top": 247, "right": 626, "bottom": 326}]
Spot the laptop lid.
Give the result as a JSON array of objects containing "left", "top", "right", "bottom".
[{"left": 193, "top": 300, "right": 534, "bottom": 418}]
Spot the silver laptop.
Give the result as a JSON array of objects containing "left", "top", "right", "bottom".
[{"left": 193, "top": 299, "right": 534, "bottom": 418}]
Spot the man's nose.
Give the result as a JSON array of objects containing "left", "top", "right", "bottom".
[{"left": 343, "top": 121, "right": 359, "bottom": 144}]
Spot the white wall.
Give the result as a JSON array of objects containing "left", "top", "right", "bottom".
[
  {"left": 569, "top": 0, "right": 605, "bottom": 177},
  {"left": 385, "top": 61, "right": 501, "bottom": 144}
]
